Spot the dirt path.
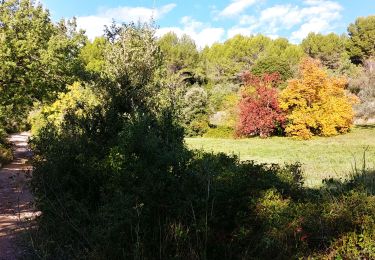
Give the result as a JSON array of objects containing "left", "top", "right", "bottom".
[{"left": 0, "top": 133, "right": 35, "bottom": 260}]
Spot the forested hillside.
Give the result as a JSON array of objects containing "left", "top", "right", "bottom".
[{"left": 1, "top": 0, "right": 375, "bottom": 259}]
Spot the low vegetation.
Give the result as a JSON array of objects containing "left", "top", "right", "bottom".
[
  {"left": 0, "top": 131, "right": 12, "bottom": 166},
  {"left": 31, "top": 132, "right": 375, "bottom": 258},
  {"left": 187, "top": 126, "right": 375, "bottom": 186}
]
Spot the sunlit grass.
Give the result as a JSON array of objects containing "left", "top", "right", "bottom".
[{"left": 186, "top": 125, "right": 375, "bottom": 187}]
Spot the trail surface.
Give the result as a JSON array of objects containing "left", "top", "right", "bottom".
[{"left": 0, "top": 133, "right": 35, "bottom": 260}]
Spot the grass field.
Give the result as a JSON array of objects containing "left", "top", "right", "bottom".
[{"left": 186, "top": 125, "right": 375, "bottom": 187}]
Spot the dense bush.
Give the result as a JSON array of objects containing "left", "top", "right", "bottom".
[
  {"left": 280, "top": 58, "right": 358, "bottom": 139},
  {"left": 208, "top": 83, "right": 240, "bottom": 112},
  {"left": 204, "top": 125, "right": 234, "bottom": 138},
  {"left": 0, "top": 127, "right": 12, "bottom": 165},
  {"left": 182, "top": 86, "right": 210, "bottom": 136},
  {"left": 251, "top": 55, "right": 294, "bottom": 81},
  {"left": 31, "top": 112, "right": 304, "bottom": 259},
  {"left": 31, "top": 118, "right": 375, "bottom": 259},
  {"left": 0, "top": 145, "right": 12, "bottom": 165},
  {"left": 237, "top": 73, "right": 285, "bottom": 138},
  {"left": 28, "top": 82, "right": 102, "bottom": 135},
  {"left": 0, "top": 108, "right": 13, "bottom": 165}
]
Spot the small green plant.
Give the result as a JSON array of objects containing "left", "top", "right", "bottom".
[
  {"left": 0, "top": 124, "right": 12, "bottom": 165},
  {"left": 204, "top": 126, "right": 234, "bottom": 138}
]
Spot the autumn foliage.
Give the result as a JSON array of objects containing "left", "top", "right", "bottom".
[
  {"left": 279, "top": 58, "right": 359, "bottom": 139},
  {"left": 237, "top": 72, "right": 285, "bottom": 137}
]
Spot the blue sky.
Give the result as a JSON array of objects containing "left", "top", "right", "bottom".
[{"left": 41, "top": 0, "right": 375, "bottom": 47}]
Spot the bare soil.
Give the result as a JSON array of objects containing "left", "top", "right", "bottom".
[{"left": 0, "top": 133, "right": 36, "bottom": 260}]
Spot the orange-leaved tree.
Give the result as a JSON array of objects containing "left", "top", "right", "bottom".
[{"left": 279, "top": 58, "right": 359, "bottom": 139}]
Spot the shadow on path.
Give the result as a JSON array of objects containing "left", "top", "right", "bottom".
[{"left": 0, "top": 133, "right": 37, "bottom": 260}]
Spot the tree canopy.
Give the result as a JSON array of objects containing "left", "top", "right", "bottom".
[
  {"left": 347, "top": 15, "right": 375, "bottom": 64},
  {"left": 302, "top": 32, "right": 347, "bottom": 69},
  {"left": 280, "top": 58, "right": 358, "bottom": 139},
  {"left": 0, "top": 0, "right": 86, "bottom": 130}
]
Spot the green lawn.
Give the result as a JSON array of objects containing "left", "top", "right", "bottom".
[{"left": 186, "top": 126, "right": 375, "bottom": 187}]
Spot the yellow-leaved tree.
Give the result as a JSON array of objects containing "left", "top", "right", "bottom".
[
  {"left": 28, "top": 82, "right": 102, "bottom": 135},
  {"left": 279, "top": 58, "right": 359, "bottom": 139}
]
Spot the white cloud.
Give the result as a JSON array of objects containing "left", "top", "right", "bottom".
[
  {"left": 266, "top": 34, "right": 280, "bottom": 40},
  {"left": 76, "top": 4, "right": 176, "bottom": 39},
  {"left": 290, "top": 0, "right": 342, "bottom": 42},
  {"left": 74, "top": 0, "right": 344, "bottom": 46},
  {"left": 227, "top": 27, "right": 252, "bottom": 38},
  {"left": 156, "top": 17, "right": 225, "bottom": 48},
  {"left": 239, "top": 15, "right": 256, "bottom": 25},
  {"left": 226, "top": 14, "right": 258, "bottom": 38},
  {"left": 227, "top": 24, "right": 259, "bottom": 38},
  {"left": 219, "top": 0, "right": 258, "bottom": 17},
  {"left": 101, "top": 4, "right": 176, "bottom": 21},
  {"left": 76, "top": 16, "right": 113, "bottom": 40},
  {"left": 228, "top": 0, "right": 343, "bottom": 43},
  {"left": 290, "top": 18, "right": 329, "bottom": 42},
  {"left": 260, "top": 5, "right": 302, "bottom": 29},
  {"left": 181, "top": 16, "right": 204, "bottom": 31}
]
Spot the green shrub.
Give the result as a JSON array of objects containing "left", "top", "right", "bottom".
[
  {"left": 28, "top": 82, "right": 102, "bottom": 135},
  {"left": 0, "top": 122, "right": 12, "bottom": 165},
  {"left": 30, "top": 113, "right": 375, "bottom": 259},
  {"left": 328, "top": 223, "right": 375, "bottom": 259},
  {"left": 182, "top": 86, "right": 210, "bottom": 136},
  {"left": 0, "top": 145, "right": 12, "bottom": 165},
  {"left": 203, "top": 125, "right": 234, "bottom": 138}
]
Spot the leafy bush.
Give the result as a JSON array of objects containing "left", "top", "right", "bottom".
[
  {"left": 182, "top": 86, "right": 210, "bottom": 136},
  {"left": 0, "top": 108, "right": 13, "bottom": 165},
  {"left": 279, "top": 58, "right": 358, "bottom": 139},
  {"left": 251, "top": 55, "right": 294, "bottom": 81},
  {"left": 31, "top": 116, "right": 375, "bottom": 259},
  {"left": 204, "top": 125, "right": 234, "bottom": 138},
  {"left": 208, "top": 83, "right": 240, "bottom": 112},
  {"left": 0, "top": 131, "right": 12, "bottom": 165},
  {"left": 0, "top": 145, "right": 12, "bottom": 165},
  {"left": 325, "top": 218, "right": 375, "bottom": 259},
  {"left": 28, "top": 82, "right": 101, "bottom": 135},
  {"left": 31, "top": 115, "right": 307, "bottom": 259},
  {"left": 311, "top": 189, "right": 375, "bottom": 259},
  {"left": 237, "top": 72, "right": 285, "bottom": 138}
]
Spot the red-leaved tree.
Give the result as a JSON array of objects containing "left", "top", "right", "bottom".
[{"left": 236, "top": 72, "right": 285, "bottom": 138}]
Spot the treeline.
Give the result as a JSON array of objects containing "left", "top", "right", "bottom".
[
  {"left": 31, "top": 15, "right": 374, "bottom": 140},
  {"left": 156, "top": 17, "right": 375, "bottom": 138},
  {"left": 1, "top": 1, "right": 374, "bottom": 139},
  {"left": 1, "top": 1, "right": 375, "bottom": 259}
]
